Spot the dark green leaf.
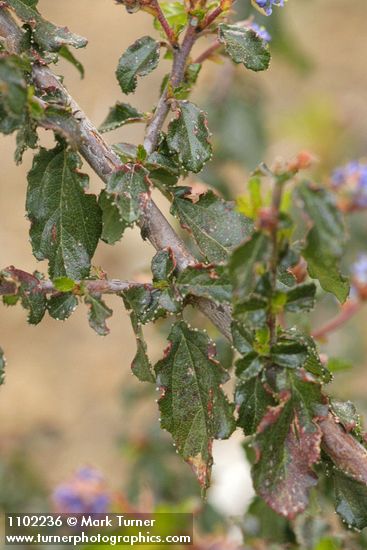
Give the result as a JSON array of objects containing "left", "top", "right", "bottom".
[
  {"left": 2, "top": 267, "right": 46, "bottom": 324},
  {"left": 58, "top": 45, "right": 85, "bottom": 78},
  {"left": 26, "top": 144, "right": 102, "bottom": 279},
  {"left": 85, "top": 294, "right": 112, "bottom": 336},
  {"left": 271, "top": 340, "right": 308, "bottom": 369},
  {"left": 167, "top": 100, "right": 212, "bottom": 173},
  {"left": 98, "top": 191, "right": 127, "bottom": 245},
  {"left": 297, "top": 182, "right": 349, "bottom": 303},
  {"left": 231, "top": 321, "right": 254, "bottom": 355},
  {"left": 98, "top": 102, "right": 145, "bottom": 133},
  {"left": 236, "top": 376, "right": 275, "bottom": 436},
  {"left": 219, "top": 24, "right": 271, "bottom": 72},
  {"left": 330, "top": 400, "right": 363, "bottom": 436},
  {"left": 48, "top": 293, "right": 78, "bottom": 321},
  {"left": 129, "top": 313, "right": 155, "bottom": 383},
  {"left": 116, "top": 36, "right": 160, "bottom": 94},
  {"left": 151, "top": 249, "right": 176, "bottom": 282},
  {"left": 123, "top": 285, "right": 181, "bottom": 324},
  {"left": 0, "top": 55, "right": 28, "bottom": 128},
  {"left": 284, "top": 282, "right": 316, "bottom": 313},
  {"left": 176, "top": 265, "right": 231, "bottom": 303},
  {"left": 252, "top": 370, "right": 328, "bottom": 518},
  {"left": 229, "top": 231, "right": 271, "bottom": 303},
  {"left": 235, "top": 353, "right": 264, "bottom": 382},
  {"left": 7, "top": 0, "right": 87, "bottom": 51},
  {"left": 155, "top": 321, "right": 235, "bottom": 490},
  {"left": 332, "top": 468, "right": 367, "bottom": 530},
  {"left": 106, "top": 164, "right": 150, "bottom": 230},
  {"left": 172, "top": 190, "right": 252, "bottom": 263}
]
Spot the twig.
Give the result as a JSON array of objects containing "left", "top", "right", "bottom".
[
  {"left": 194, "top": 39, "right": 221, "bottom": 64},
  {"left": 312, "top": 300, "right": 362, "bottom": 341},
  {"left": 0, "top": 270, "right": 150, "bottom": 296},
  {"left": 152, "top": 0, "right": 178, "bottom": 47},
  {"left": 0, "top": 7, "right": 366, "bottom": 475}
]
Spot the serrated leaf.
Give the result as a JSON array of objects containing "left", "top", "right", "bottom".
[
  {"left": 58, "top": 45, "right": 85, "bottom": 78},
  {"left": 98, "top": 102, "right": 145, "bottom": 133},
  {"left": 123, "top": 284, "right": 181, "bottom": 324},
  {"left": 26, "top": 145, "right": 102, "bottom": 279},
  {"left": 236, "top": 376, "right": 274, "bottom": 435},
  {"left": 154, "top": 321, "right": 235, "bottom": 490},
  {"left": 85, "top": 294, "right": 112, "bottom": 336},
  {"left": 297, "top": 182, "right": 349, "bottom": 303},
  {"left": 0, "top": 55, "right": 28, "bottom": 130},
  {"left": 332, "top": 468, "right": 367, "bottom": 530},
  {"left": 235, "top": 352, "right": 264, "bottom": 382},
  {"left": 129, "top": 313, "right": 155, "bottom": 383},
  {"left": 151, "top": 249, "right": 176, "bottom": 282},
  {"left": 330, "top": 400, "right": 363, "bottom": 435},
  {"left": 167, "top": 101, "right": 212, "bottom": 173},
  {"left": 7, "top": 0, "right": 87, "bottom": 51},
  {"left": 176, "top": 265, "right": 231, "bottom": 303},
  {"left": 48, "top": 293, "right": 78, "bottom": 321},
  {"left": 284, "top": 282, "right": 316, "bottom": 313},
  {"left": 0, "top": 348, "right": 5, "bottom": 386},
  {"left": 270, "top": 340, "right": 308, "bottom": 369},
  {"left": 116, "top": 36, "right": 160, "bottom": 94},
  {"left": 219, "top": 24, "right": 271, "bottom": 72},
  {"left": 106, "top": 164, "right": 150, "bottom": 230},
  {"left": 252, "top": 370, "right": 328, "bottom": 518},
  {"left": 98, "top": 191, "right": 127, "bottom": 245},
  {"left": 172, "top": 190, "right": 252, "bottom": 263},
  {"left": 229, "top": 231, "right": 271, "bottom": 304},
  {"left": 231, "top": 321, "right": 254, "bottom": 355},
  {"left": 2, "top": 267, "right": 46, "bottom": 324}
]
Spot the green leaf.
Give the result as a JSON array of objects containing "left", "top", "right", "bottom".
[
  {"left": 7, "top": 0, "right": 87, "bottom": 51},
  {"left": 129, "top": 313, "right": 155, "bottom": 383},
  {"left": 116, "top": 36, "right": 160, "bottom": 94},
  {"left": 48, "top": 293, "right": 78, "bottom": 321},
  {"left": 167, "top": 101, "right": 212, "bottom": 173},
  {"left": 252, "top": 370, "right": 328, "bottom": 518},
  {"left": 176, "top": 265, "right": 231, "bottom": 303},
  {"left": 236, "top": 376, "right": 274, "bottom": 435},
  {"left": 151, "top": 249, "right": 176, "bottom": 282},
  {"left": 229, "top": 231, "right": 271, "bottom": 304},
  {"left": 327, "top": 357, "right": 352, "bottom": 373},
  {"left": 231, "top": 321, "right": 254, "bottom": 355},
  {"left": 330, "top": 399, "right": 363, "bottom": 436},
  {"left": 154, "top": 321, "right": 235, "bottom": 490},
  {"left": 332, "top": 468, "right": 367, "bottom": 530},
  {"left": 53, "top": 277, "right": 75, "bottom": 292},
  {"left": 1, "top": 267, "right": 46, "bottom": 324},
  {"left": 98, "top": 102, "right": 145, "bottom": 133},
  {"left": 235, "top": 353, "right": 264, "bottom": 382},
  {"left": 123, "top": 284, "right": 181, "bottom": 324},
  {"left": 0, "top": 348, "right": 5, "bottom": 386},
  {"left": 270, "top": 340, "right": 308, "bottom": 369},
  {"left": 153, "top": 1, "right": 187, "bottom": 35},
  {"left": 218, "top": 24, "right": 271, "bottom": 72},
  {"left": 58, "top": 45, "right": 85, "bottom": 78},
  {"left": 98, "top": 191, "right": 127, "bottom": 245},
  {"left": 297, "top": 182, "right": 349, "bottom": 303},
  {"left": 283, "top": 282, "right": 316, "bottom": 312},
  {"left": 106, "top": 164, "right": 150, "bottom": 230},
  {"left": 0, "top": 55, "right": 28, "bottom": 127},
  {"left": 85, "top": 294, "right": 112, "bottom": 336},
  {"left": 172, "top": 190, "right": 252, "bottom": 263},
  {"left": 26, "top": 144, "right": 102, "bottom": 279}
]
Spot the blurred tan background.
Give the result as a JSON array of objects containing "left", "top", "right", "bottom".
[{"left": 1, "top": 0, "right": 367, "bottom": 498}]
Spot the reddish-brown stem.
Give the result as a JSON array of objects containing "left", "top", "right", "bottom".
[
  {"left": 194, "top": 39, "right": 221, "bottom": 64},
  {"left": 312, "top": 300, "right": 362, "bottom": 341},
  {"left": 153, "top": 0, "right": 178, "bottom": 47},
  {"left": 200, "top": 5, "right": 224, "bottom": 29}
]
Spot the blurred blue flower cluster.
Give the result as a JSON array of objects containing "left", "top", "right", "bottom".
[
  {"left": 52, "top": 467, "right": 110, "bottom": 514},
  {"left": 352, "top": 255, "right": 367, "bottom": 285},
  {"left": 331, "top": 161, "right": 367, "bottom": 209},
  {"left": 249, "top": 22, "right": 271, "bottom": 43},
  {"left": 253, "top": 0, "right": 286, "bottom": 16}
]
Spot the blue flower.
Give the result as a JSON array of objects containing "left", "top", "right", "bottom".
[
  {"left": 249, "top": 22, "right": 271, "bottom": 43},
  {"left": 52, "top": 467, "right": 110, "bottom": 514},
  {"left": 331, "top": 160, "right": 367, "bottom": 209},
  {"left": 252, "top": 0, "right": 286, "bottom": 16},
  {"left": 352, "top": 255, "right": 367, "bottom": 285}
]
